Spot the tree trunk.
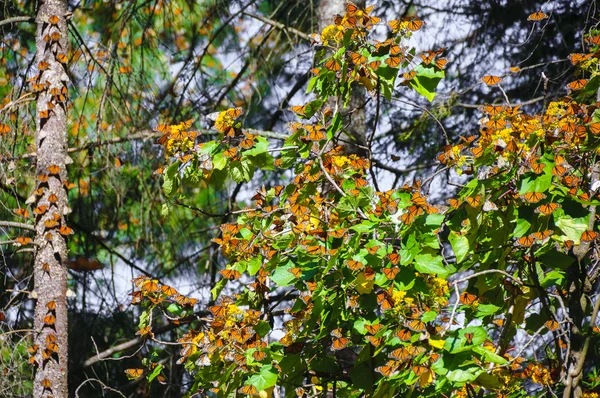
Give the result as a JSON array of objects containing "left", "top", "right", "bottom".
[
  {"left": 32, "top": 0, "right": 70, "bottom": 397},
  {"left": 318, "top": 0, "right": 367, "bottom": 156}
]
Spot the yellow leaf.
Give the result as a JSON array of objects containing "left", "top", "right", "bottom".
[
  {"left": 428, "top": 338, "right": 445, "bottom": 349},
  {"left": 355, "top": 272, "right": 374, "bottom": 294}
]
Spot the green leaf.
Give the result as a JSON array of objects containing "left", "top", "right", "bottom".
[
  {"left": 472, "top": 346, "right": 507, "bottom": 364},
  {"left": 446, "top": 367, "right": 483, "bottom": 382},
  {"left": 476, "top": 303, "right": 501, "bottom": 317},
  {"left": 271, "top": 262, "right": 296, "bottom": 287},
  {"left": 247, "top": 256, "right": 263, "bottom": 275},
  {"left": 555, "top": 212, "right": 588, "bottom": 243},
  {"left": 449, "top": 232, "right": 469, "bottom": 264},
  {"left": 408, "top": 64, "right": 444, "bottom": 102},
  {"left": 146, "top": 364, "right": 163, "bottom": 382},
  {"left": 414, "top": 253, "right": 455, "bottom": 278},
  {"left": 246, "top": 365, "right": 278, "bottom": 391}
]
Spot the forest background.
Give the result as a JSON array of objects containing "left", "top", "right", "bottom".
[{"left": 1, "top": 0, "right": 600, "bottom": 397}]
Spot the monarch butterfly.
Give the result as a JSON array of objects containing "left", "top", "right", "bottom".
[
  {"left": 585, "top": 35, "right": 600, "bottom": 45},
  {"left": 552, "top": 164, "right": 568, "bottom": 176},
  {"left": 43, "top": 315, "right": 56, "bottom": 326},
  {"left": 588, "top": 123, "right": 600, "bottom": 135},
  {"left": 210, "top": 304, "right": 227, "bottom": 318},
  {"left": 459, "top": 291, "right": 477, "bottom": 305},
  {"left": 466, "top": 195, "right": 482, "bottom": 208},
  {"left": 435, "top": 58, "right": 448, "bottom": 69},
  {"left": 13, "top": 208, "right": 30, "bottom": 217},
  {"left": 41, "top": 378, "right": 52, "bottom": 388},
  {"left": 389, "top": 347, "right": 411, "bottom": 361},
  {"left": 377, "top": 291, "right": 395, "bottom": 311},
  {"left": 535, "top": 203, "right": 560, "bottom": 216},
  {"left": 38, "top": 61, "right": 50, "bottom": 71},
  {"left": 289, "top": 104, "right": 307, "bottom": 116},
  {"left": 418, "top": 50, "right": 437, "bottom": 65},
  {"left": 532, "top": 230, "right": 553, "bottom": 241},
  {"left": 47, "top": 164, "right": 60, "bottom": 174},
  {"left": 48, "top": 193, "right": 58, "bottom": 203},
  {"left": 521, "top": 191, "right": 546, "bottom": 203},
  {"left": 395, "top": 328, "right": 412, "bottom": 341},
  {"left": 305, "top": 125, "right": 326, "bottom": 141},
  {"left": 375, "top": 360, "right": 399, "bottom": 377},
  {"left": 44, "top": 219, "right": 59, "bottom": 228},
  {"left": 125, "top": 368, "right": 143, "bottom": 379},
  {"left": 517, "top": 235, "right": 535, "bottom": 247},
  {"left": 347, "top": 259, "right": 364, "bottom": 271},
  {"left": 363, "top": 267, "right": 376, "bottom": 280},
  {"left": 366, "top": 335, "right": 383, "bottom": 346},
  {"left": 161, "top": 285, "right": 178, "bottom": 296},
  {"left": 328, "top": 228, "right": 347, "bottom": 238},
  {"left": 406, "top": 18, "right": 425, "bottom": 31},
  {"left": 324, "top": 58, "right": 341, "bottom": 71},
  {"left": 223, "top": 147, "right": 238, "bottom": 159},
  {"left": 481, "top": 75, "right": 502, "bottom": 86},
  {"left": 238, "top": 385, "right": 259, "bottom": 396},
  {"left": 252, "top": 350, "right": 267, "bottom": 361},
  {"left": 385, "top": 56, "right": 401, "bottom": 68},
  {"left": 388, "top": 19, "right": 401, "bottom": 32},
  {"left": 481, "top": 104, "right": 504, "bottom": 116},
  {"left": 367, "top": 245, "right": 380, "bottom": 255},
  {"left": 46, "top": 301, "right": 57, "bottom": 310},
  {"left": 219, "top": 269, "right": 241, "bottom": 280},
  {"left": 365, "top": 323, "right": 384, "bottom": 335},
  {"left": 580, "top": 230, "right": 598, "bottom": 242},
  {"left": 140, "top": 279, "right": 159, "bottom": 293},
  {"left": 405, "top": 319, "right": 426, "bottom": 332},
  {"left": 58, "top": 226, "right": 74, "bottom": 236},
  {"left": 284, "top": 267, "right": 301, "bottom": 278},
  {"left": 383, "top": 267, "right": 399, "bottom": 280},
  {"left": 368, "top": 60, "right": 381, "bottom": 71},
  {"left": 388, "top": 252, "right": 401, "bottom": 265},
  {"left": 350, "top": 52, "right": 367, "bottom": 65},
  {"left": 530, "top": 162, "right": 546, "bottom": 174},
  {"left": 464, "top": 332, "right": 474, "bottom": 344},
  {"left": 486, "top": 118, "right": 507, "bottom": 129},
  {"left": 389, "top": 45, "right": 403, "bottom": 56},
  {"left": 403, "top": 70, "right": 417, "bottom": 81},
  {"left": 566, "top": 79, "right": 588, "bottom": 91},
  {"left": 527, "top": 11, "right": 548, "bottom": 21},
  {"left": 412, "top": 365, "right": 428, "bottom": 376},
  {"left": 544, "top": 320, "right": 560, "bottom": 331},
  {"left": 401, "top": 205, "right": 423, "bottom": 224}
]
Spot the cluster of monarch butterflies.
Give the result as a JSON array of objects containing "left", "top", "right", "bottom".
[
  {"left": 130, "top": 275, "right": 197, "bottom": 307},
  {"left": 28, "top": 300, "right": 60, "bottom": 369},
  {"left": 309, "top": 0, "right": 444, "bottom": 94},
  {"left": 13, "top": 164, "right": 76, "bottom": 250}
]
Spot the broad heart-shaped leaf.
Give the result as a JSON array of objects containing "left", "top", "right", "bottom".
[
  {"left": 414, "top": 253, "right": 455, "bottom": 278},
  {"left": 554, "top": 210, "right": 588, "bottom": 243},
  {"left": 246, "top": 365, "right": 278, "bottom": 391},
  {"left": 446, "top": 367, "right": 484, "bottom": 383},
  {"left": 472, "top": 346, "right": 507, "bottom": 364},
  {"left": 408, "top": 64, "right": 444, "bottom": 102},
  {"left": 163, "top": 162, "right": 180, "bottom": 196},
  {"left": 270, "top": 261, "right": 296, "bottom": 287},
  {"left": 448, "top": 231, "right": 469, "bottom": 264}
]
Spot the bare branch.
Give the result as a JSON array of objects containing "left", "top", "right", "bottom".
[
  {"left": 0, "top": 221, "right": 35, "bottom": 231},
  {"left": 243, "top": 12, "right": 311, "bottom": 41},
  {"left": 0, "top": 16, "right": 34, "bottom": 28}
]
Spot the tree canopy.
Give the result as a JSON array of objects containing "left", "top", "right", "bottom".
[{"left": 1, "top": 1, "right": 600, "bottom": 397}]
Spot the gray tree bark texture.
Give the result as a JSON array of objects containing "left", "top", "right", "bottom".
[
  {"left": 32, "top": 0, "right": 70, "bottom": 397},
  {"left": 318, "top": 0, "right": 367, "bottom": 156}
]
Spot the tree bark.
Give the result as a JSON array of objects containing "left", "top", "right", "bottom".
[
  {"left": 32, "top": 0, "right": 70, "bottom": 397},
  {"left": 318, "top": 0, "right": 367, "bottom": 156}
]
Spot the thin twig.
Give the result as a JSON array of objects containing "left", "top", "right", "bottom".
[
  {"left": 0, "top": 16, "right": 34, "bottom": 28},
  {"left": 0, "top": 221, "right": 35, "bottom": 231}
]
